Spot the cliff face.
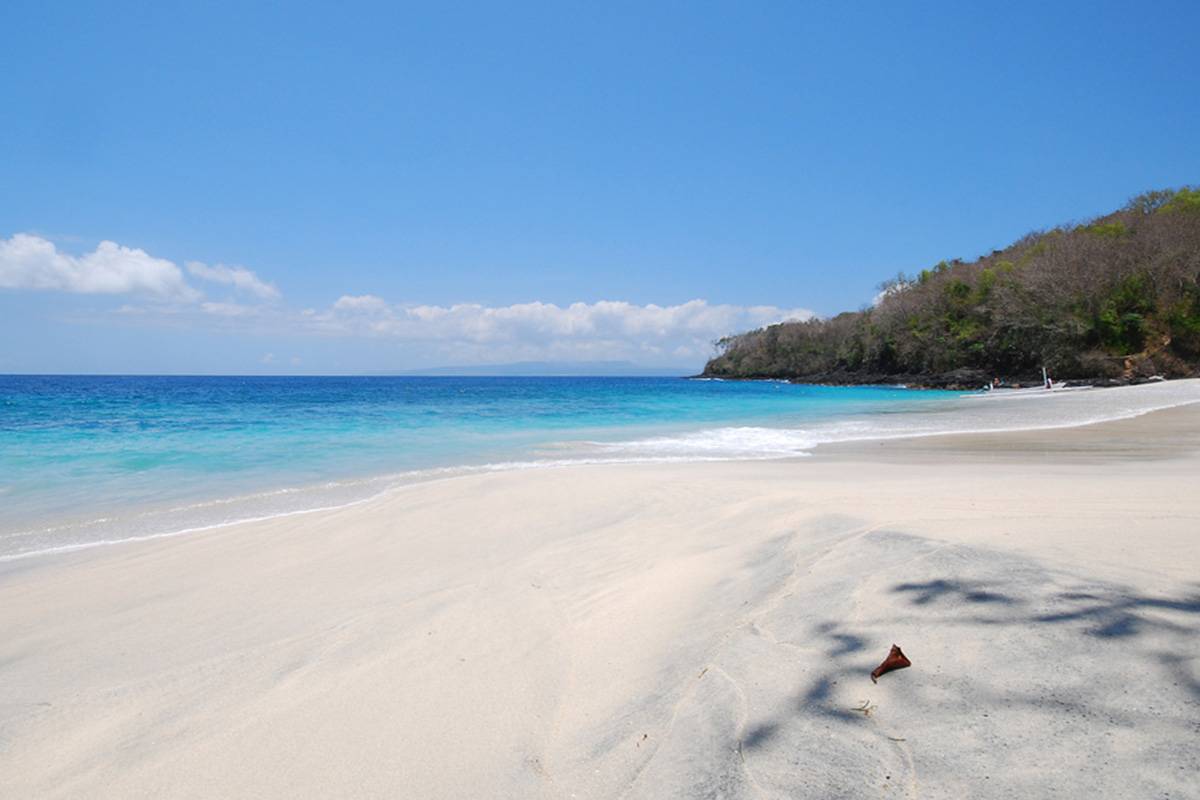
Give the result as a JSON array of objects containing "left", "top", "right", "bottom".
[{"left": 703, "top": 188, "right": 1200, "bottom": 386}]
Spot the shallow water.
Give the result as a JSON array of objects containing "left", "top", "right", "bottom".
[{"left": 1, "top": 375, "right": 1196, "bottom": 560}]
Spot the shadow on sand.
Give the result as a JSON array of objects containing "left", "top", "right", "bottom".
[{"left": 739, "top": 545, "right": 1200, "bottom": 756}]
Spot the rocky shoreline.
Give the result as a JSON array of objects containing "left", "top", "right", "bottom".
[{"left": 694, "top": 367, "right": 1184, "bottom": 391}]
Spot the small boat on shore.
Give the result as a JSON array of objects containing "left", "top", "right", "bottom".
[
  {"left": 964, "top": 366, "right": 1095, "bottom": 398},
  {"left": 962, "top": 383, "right": 1094, "bottom": 399}
]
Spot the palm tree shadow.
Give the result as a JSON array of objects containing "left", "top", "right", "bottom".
[
  {"left": 891, "top": 576, "right": 1200, "bottom": 641},
  {"left": 738, "top": 574, "right": 1200, "bottom": 755},
  {"left": 891, "top": 578, "right": 1017, "bottom": 606}
]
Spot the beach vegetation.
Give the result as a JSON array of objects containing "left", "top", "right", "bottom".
[{"left": 704, "top": 186, "right": 1200, "bottom": 383}]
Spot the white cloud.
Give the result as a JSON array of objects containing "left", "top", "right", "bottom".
[
  {"left": 333, "top": 294, "right": 388, "bottom": 313},
  {"left": 187, "top": 261, "right": 280, "bottom": 300},
  {"left": 0, "top": 234, "right": 198, "bottom": 299},
  {"left": 3, "top": 231, "right": 815, "bottom": 368},
  {"left": 872, "top": 286, "right": 907, "bottom": 307},
  {"left": 872, "top": 276, "right": 914, "bottom": 307},
  {"left": 200, "top": 301, "right": 261, "bottom": 317},
  {"left": 312, "top": 297, "right": 814, "bottom": 364}
]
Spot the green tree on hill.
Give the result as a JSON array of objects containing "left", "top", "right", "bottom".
[{"left": 704, "top": 187, "right": 1200, "bottom": 385}]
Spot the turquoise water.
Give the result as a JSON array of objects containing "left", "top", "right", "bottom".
[
  {"left": 0, "top": 376, "right": 956, "bottom": 558},
  {"left": 5, "top": 374, "right": 1195, "bottom": 561}
]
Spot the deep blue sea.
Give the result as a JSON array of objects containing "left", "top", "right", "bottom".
[{"left": 2, "top": 375, "right": 1195, "bottom": 561}]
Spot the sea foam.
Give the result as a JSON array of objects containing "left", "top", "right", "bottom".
[
  {"left": 585, "top": 380, "right": 1200, "bottom": 461},
  {"left": 2, "top": 378, "right": 1197, "bottom": 563}
]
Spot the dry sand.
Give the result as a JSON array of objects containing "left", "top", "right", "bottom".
[{"left": 1, "top": 406, "right": 1198, "bottom": 798}]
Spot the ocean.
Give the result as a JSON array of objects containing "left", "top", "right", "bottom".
[{"left": 2, "top": 375, "right": 1196, "bottom": 561}]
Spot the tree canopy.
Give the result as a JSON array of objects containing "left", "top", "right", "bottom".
[{"left": 703, "top": 188, "right": 1200, "bottom": 386}]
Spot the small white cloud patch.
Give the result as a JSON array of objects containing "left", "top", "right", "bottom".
[
  {"left": 200, "top": 301, "right": 261, "bottom": 317},
  {"left": 333, "top": 294, "right": 389, "bottom": 313},
  {"left": 187, "top": 262, "right": 280, "bottom": 300}
]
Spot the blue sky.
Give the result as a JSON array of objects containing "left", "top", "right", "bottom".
[{"left": 2, "top": 1, "right": 1197, "bottom": 373}]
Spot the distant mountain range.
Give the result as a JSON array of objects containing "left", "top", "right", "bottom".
[{"left": 391, "top": 360, "right": 696, "bottom": 377}]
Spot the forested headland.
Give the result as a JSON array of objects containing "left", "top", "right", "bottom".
[{"left": 702, "top": 188, "right": 1200, "bottom": 387}]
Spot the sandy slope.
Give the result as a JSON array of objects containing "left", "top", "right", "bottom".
[{"left": 1, "top": 407, "right": 1198, "bottom": 798}]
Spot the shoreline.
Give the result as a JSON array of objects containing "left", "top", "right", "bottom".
[
  {"left": 2, "top": 404, "right": 1198, "bottom": 797},
  {"left": 695, "top": 371, "right": 1195, "bottom": 391},
  {"left": 3, "top": 379, "right": 1199, "bottom": 565},
  {"left": 820, "top": 401, "right": 1200, "bottom": 462}
]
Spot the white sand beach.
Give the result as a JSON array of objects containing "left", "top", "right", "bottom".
[{"left": 2, "top": 401, "right": 1198, "bottom": 798}]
